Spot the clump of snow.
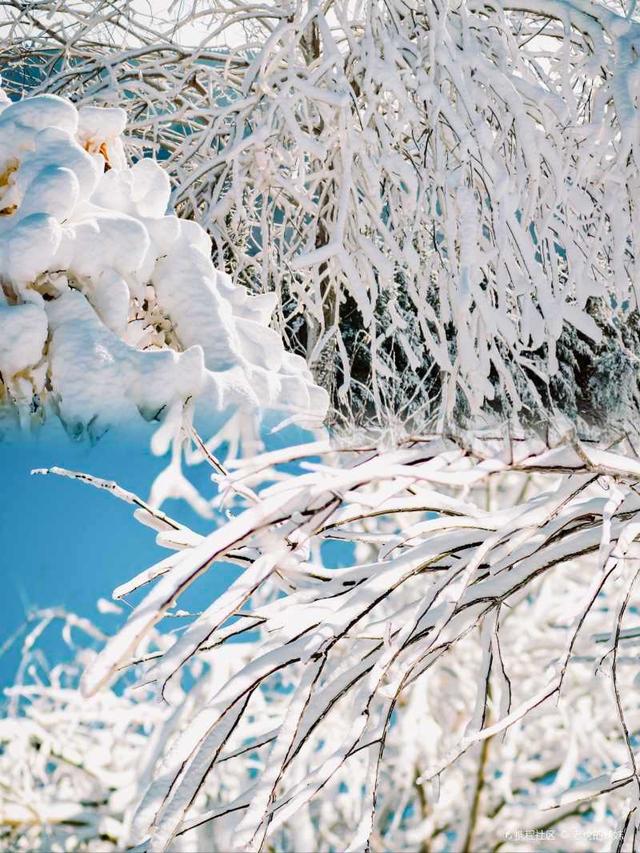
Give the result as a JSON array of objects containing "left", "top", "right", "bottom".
[
  {"left": 0, "top": 298, "right": 47, "bottom": 381},
  {"left": 0, "top": 89, "right": 327, "bottom": 447}
]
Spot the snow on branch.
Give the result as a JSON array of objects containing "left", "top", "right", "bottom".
[
  {"left": 3, "top": 0, "right": 640, "bottom": 427},
  {"left": 0, "top": 607, "right": 257, "bottom": 852},
  {"left": 4, "top": 431, "right": 638, "bottom": 850},
  {"left": 0, "top": 87, "right": 327, "bottom": 509}
]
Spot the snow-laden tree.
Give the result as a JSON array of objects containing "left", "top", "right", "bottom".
[
  {"left": 5, "top": 2, "right": 640, "bottom": 852},
  {"left": 0, "top": 607, "right": 261, "bottom": 852},
  {"left": 3, "top": 0, "right": 640, "bottom": 427},
  {"left": 0, "top": 88, "right": 326, "bottom": 509},
  {"left": 3, "top": 430, "right": 640, "bottom": 851}
]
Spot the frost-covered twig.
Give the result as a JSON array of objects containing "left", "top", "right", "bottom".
[{"left": 27, "top": 431, "right": 639, "bottom": 852}]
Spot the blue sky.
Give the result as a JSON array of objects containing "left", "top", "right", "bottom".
[
  {"left": 0, "top": 424, "right": 240, "bottom": 685},
  {"left": 2, "top": 432, "right": 166, "bottom": 682}
]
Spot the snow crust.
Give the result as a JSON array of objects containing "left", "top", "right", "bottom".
[{"left": 0, "top": 89, "right": 327, "bottom": 439}]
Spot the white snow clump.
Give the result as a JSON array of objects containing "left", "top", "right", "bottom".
[{"left": 0, "top": 88, "right": 328, "bottom": 441}]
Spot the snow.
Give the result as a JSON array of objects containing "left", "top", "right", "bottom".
[
  {"left": 4, "top": 2, "right": 640, "bottom": 848},
  {"left": 0, "top": 299, "right": 48, "bottom": 380},
  {"left": 0, "top": 89, "right": 328, "bottom": 441},
  {"left": 45, "top": 291, "right": 206, "bottom": 437}
]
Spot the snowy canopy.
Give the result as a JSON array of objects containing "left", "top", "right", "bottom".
[
  {"left": 0, "top": 89, "right": 328, "bottom": 441},
  {"left": 4, "top": 0, "right": 640, "bottom": 430}
]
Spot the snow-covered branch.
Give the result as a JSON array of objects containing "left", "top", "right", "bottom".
[
  {"left": 4, "top": 0, "right": 640, "bottom": 428},
  {"left": 6, "top": 432, "right": 639, "bottom": 850}
]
